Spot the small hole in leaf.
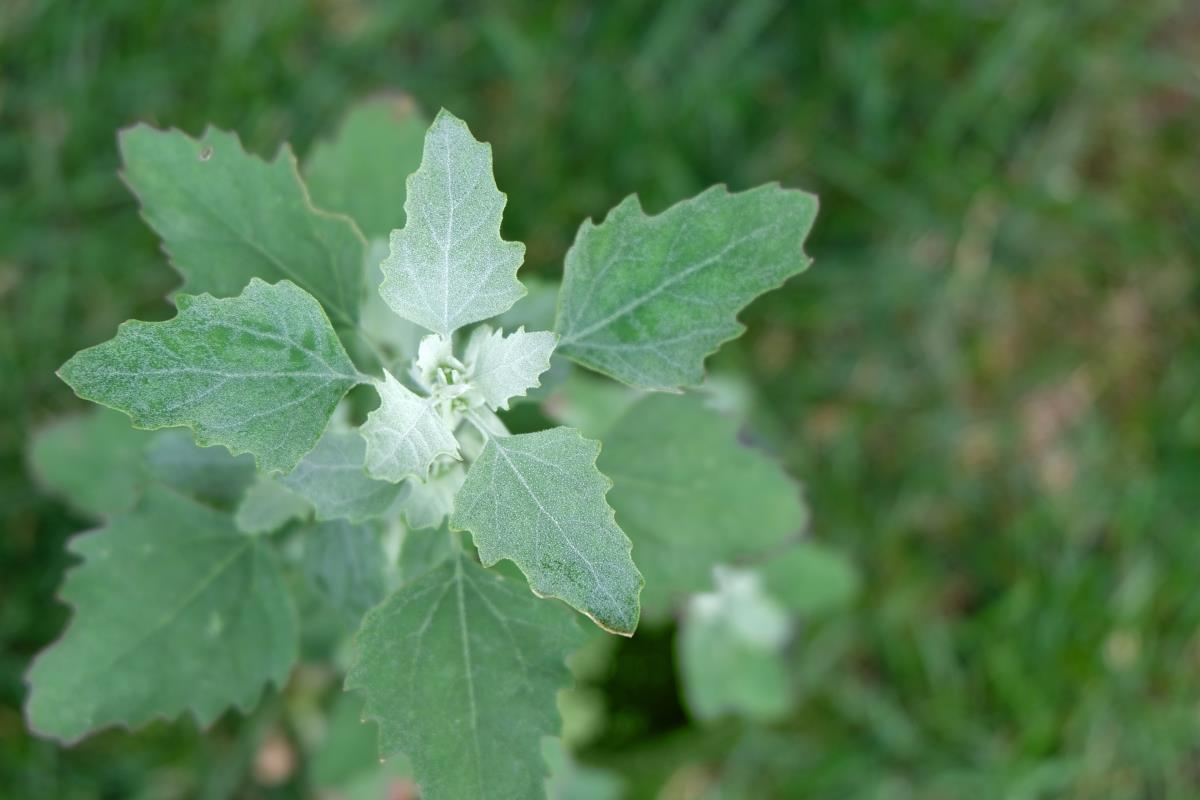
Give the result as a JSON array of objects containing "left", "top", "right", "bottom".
[{"left": 199, "top": 146, "right": 213, "bottom": 162}]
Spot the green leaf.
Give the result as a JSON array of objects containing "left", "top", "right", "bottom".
[
  {"left": 58, "top": 279, "right": 362, "bottom": 473},
  {"left": 398, "top": 523, "right": 456, "bottom": 582},
  {"left": 463, "top": 325, "right": 557, "bottom": 410},
  {"left": 235, "top": 475, "right": 311, "bottom": 534},
  {"left": 379, "top": 109, "right": 526, "bottom": 337},
  {"left": 29, "top": 408, "right": 149, "bottom": 517},
  {"left": 361, "top": 238, "right": 427, "bottom": 366},
  {"left": 361, "top": 371, "right": 459, "bottom": 482},
  {"left": 346, "top": 554, "right": 584, "bottom": 799},
  {"left": 555, "top": 184, "right": 817, "bottom": 390},
  {"left": 145, "top": 429, "right": 256, "bottom": 507},
  {"left": 678, "top": 567, "right": 793, "bottom": 722},
  {"left": 597, "top": 393, "right": 806, "bottom": 621},
  {"left": 451, "top": 427, "right": 643, "bottom": 635},
  {"left": 25, "top": 486, "right": 297, "bottom": 742},
  {"left": 120, "top": 124, "right": 365, "bottom": 330},
  {"left": 279, "top": 429, "right": 408, "bottom": 522},
  {"left": 304, "top": 95, "right": 428, "bottom": 240},
  {"left": 760, "top": 541, "right": 860, "bottom": 617},
  {"left": 302, "top": 520, "right": 388, "bottom": 624},
  {"left": 399, "top": 463, "right": 465, "bottom": 531}
]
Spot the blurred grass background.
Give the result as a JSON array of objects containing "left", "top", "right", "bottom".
[{"left": 2, "top": 0, "right": 1199, "bottom": 797}]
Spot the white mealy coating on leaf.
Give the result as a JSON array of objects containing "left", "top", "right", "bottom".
[
  {"left": 461, "top": 325, "right": 558, "bottom": 411},
  {"left": 379, "top": 109, "right": 526, "bottom": 337},
  {"left": 360, "top": 370, "right": 460, "bottom": 483},
  {"left": 451, "top": 426, "right": 643, "bottom": 635}
]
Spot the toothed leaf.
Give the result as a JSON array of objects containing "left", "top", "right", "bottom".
[
  {"left": 361, "top": 371, "right": 459, "bottom": 482},
  {"left": 57, "top": 279, "right": 360, "bottom": 473},
  {"left": 463, "top": 326, "right": 557, "bottom": 411},
  {"left": 451, "top": 427, "right": 643, "bottom": 635},
  {"left": 346, "top": 554, "right": 584, "bottom": 800},
  {"left": 555, "top": 184, "right": 817, "bottom": 390},
  {"left": 25, "top": 486, "right": 297, "bottom": 742},
  {"left": 120, "top": 125, "right": 364, "bottom": 330},
  {"left": 379, "top": 109, "right": 525, "bottom": 337}
]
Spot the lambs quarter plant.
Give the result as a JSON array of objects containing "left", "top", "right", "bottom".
[{"left": 26, "top": 98, "right": 831, "bottom": 797}]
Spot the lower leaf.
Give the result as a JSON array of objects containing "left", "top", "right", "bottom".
[
  {"left": 346, "top": 553, "right": 584, "bottom": 799},
  {"left": 25, "top": 485, "right": 298, "bottom": 743}
]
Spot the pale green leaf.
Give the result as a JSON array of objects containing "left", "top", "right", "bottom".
[
  {"left": 145, "top": 429, "right": 256, "bottom": 507},
  {"left": 235, "top": 475, "right": 311, "bottom": 534},
  {"left": 57, "top": 279, "right": 362, "bottom": 473},
  {"left": 398, "top": 523, "right": 456, "bottom": 582},
  {"left": 555, "top": 184, "right": 817, "bottom": 390},
  {"left": 304, "top": 95, "right": 427, "bottom": 240},
  {"left": 399, "top": 463, "right": 465, "bottom": 531},
  {"left": 760, "top": 541, "right": 860, "bottom": 617},
  {"left": 279, "top": 429, "right": 408, "bottom": 522},
  {"left": 463, "top": 325, "right": 557, "bottom": 410},
  {"left": 120, "top": 125, "right": 364, "bottom": 330},
  {"left": 346, "top": 554, "right": 584, "bottom": 799},
  {"left": 678, "top": 567, "right": 793, "bottom": 722},
  {"left": 451, "top": 427, "right": 643, "bottom": 635},
  {"left": 361, "top": 371, "right": 459, "bottom": 482},
  {"left": 303, "top": 520, "right": 388, "bottom": 624},
  {"left": 494, "top": 278, "right": 571, "bottom": 404},
  {"left": 361, "top": 238, "right": 426, "bottom": 366},
  {"left": 597, "top": 393, "right": 806, "bottom": 621},
  {"left": 379, "top": 109, "right": 525, "bottom": 337},
  {"left": 25, "top": 486, "right": 297, "bottom": 742},
  {"left": 29, "top": 408, "right": 149, "bottom": 517}
]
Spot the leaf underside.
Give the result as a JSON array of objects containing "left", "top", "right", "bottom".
[
  {"left": 451, "top": 427, "right": 643, "bottom": 635},
  {"left": 555, "top": 184, "right": 817, "bottom": 390},
  {"left": 120, "top": 124, "right": 365, "bottom": 331},
  {"left": 379, "top": 109, "right": 526, "bottom": 337},
  {"left": 57, "top": 279, "right": 360, "bottom": 473},
  {"left": 25, "top": 486, "right": 297, "bottom": 743},
  {"left": 346, "top": 554, "right": 584, "bottom": 800}
]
